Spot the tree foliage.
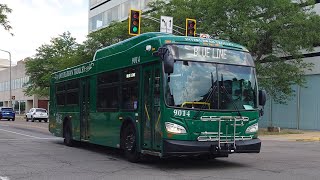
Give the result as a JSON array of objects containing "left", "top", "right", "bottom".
[
  {"left": 148, "top": 0, "right": 320, "bottom": 103},
  {"left": 25, "top": 32, "right": 79, "bottom": 97},
  {"left": 0, "top": 3, "right": 13, "bottom": 35}
]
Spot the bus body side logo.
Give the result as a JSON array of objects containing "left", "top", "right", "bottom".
[
  {"left": 132, "top": 56, "right": 140, "bottom": 64},
  {"left": 54, "top": 62, "right": 95, "bottom": 80}
]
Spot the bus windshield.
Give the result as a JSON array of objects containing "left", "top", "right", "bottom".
[{"left": 165, "top": 60, "right": 257, "bottom": 110}]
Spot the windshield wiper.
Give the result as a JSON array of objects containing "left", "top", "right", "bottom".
[{"left": 193, "top": 72, "right": 217, "bottom": 119}]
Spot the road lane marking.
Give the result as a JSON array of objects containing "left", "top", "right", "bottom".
[
  {"left": 0, "top": 122, "right": 48, "bottom": 130},
  {"left": 0, "top": 137, "right": 62, "bottom": 141},
  {"left": 0, "top": 176, "right": 10, "bottom": 180},
  {"left": 0, "top": 128, "right": 44, "bottom": 139}
]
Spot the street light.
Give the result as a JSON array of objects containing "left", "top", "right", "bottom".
[{"left": 0, "top": 49, "right": 11, "bottom": 107}]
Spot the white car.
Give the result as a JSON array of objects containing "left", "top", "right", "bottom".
[{"left": 26, "top": 108, "right": 49, "bottom": 122}]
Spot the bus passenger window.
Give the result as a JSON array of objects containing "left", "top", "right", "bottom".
[
  {"left": 121, "top": 84, "right": 138, "bottom": 110},
  {"left": 97, "top": 71, "right": 120, "bottom": 111}
]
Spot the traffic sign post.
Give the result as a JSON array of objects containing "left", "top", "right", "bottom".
[{"left": 160, "top": 16, "right": 173, "bottom": 34}]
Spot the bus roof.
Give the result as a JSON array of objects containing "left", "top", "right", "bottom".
[{"left": 93, "top": 32, "right": 248, "bottom": 61}]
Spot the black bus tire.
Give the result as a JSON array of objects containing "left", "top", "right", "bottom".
[
  {"left": 64, "top": 122, "right": 74, "bottom": 147},
  {"left": 122, "top": 123, "right": 140, "bottom": 163}
]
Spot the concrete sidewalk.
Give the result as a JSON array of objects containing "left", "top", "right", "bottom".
[{"left": 260, "top": 130, "right": 320, "bottom": 142}]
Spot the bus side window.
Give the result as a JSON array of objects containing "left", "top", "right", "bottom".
[
  {"left": 96, "top": 71, "right": 120, "bottom": 111},
  {"left": 121, "top": 67, "right": 139, "bottom": 110}
]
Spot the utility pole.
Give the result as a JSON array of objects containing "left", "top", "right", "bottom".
[{"left": 0, "top": 49, "right": 12, "bottom": 107}]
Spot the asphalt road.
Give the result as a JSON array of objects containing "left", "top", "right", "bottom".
[{"left": 0, "top": 119, "right": 319, "bottom": 180}]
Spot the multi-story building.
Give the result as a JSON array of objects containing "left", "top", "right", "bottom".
[
  {"left": 89, "top": 0, "right": 153, "bottom": 32},
  {"left": 0, "top": 58, "right": 10, "bottom": 71},
  {"left": 0, "top": 60, "right": 48, "bottom": 115}
]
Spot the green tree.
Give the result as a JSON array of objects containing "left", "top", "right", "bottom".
[
  {"left": 82, "top": 19, "right": 158, "bottom": 60},
  {"left": 25, "top": 32, "right": 79, "bottom": 97},
  {"left": 0, "top": 3, "right": 13, "bottom": 35},
  {"left": 82, "top": 21, "right": 132, "bottom": 60},
  {"left": 148, "top": 0, "right": 320, "bottom": 103}
]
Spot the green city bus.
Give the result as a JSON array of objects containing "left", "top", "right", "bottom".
[{"left": 49, "top": 32, "right": 266, "bottom": 162}]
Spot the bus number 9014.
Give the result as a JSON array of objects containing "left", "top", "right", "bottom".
[{"left": 173, "top": 109, "right": 190, "bottom": 117}]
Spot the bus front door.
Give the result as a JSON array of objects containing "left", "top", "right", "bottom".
[
  {"left": 80, "top": 78, "right": 90, "bottom": 141},
  {"left": 141, "top": 65, "right": 161, "bottom": 151}
]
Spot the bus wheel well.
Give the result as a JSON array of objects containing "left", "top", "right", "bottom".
[{"left": 120, "top": 119, "right": 135, "bottom": 149}]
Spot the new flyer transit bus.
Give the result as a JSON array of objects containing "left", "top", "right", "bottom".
[{"left": 49, "top": 32, "right": 266, "bottom": 162}]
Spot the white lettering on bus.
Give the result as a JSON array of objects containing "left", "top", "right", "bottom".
[
  {"left": 173, "top": 109, "right": 190, "bottom": 117},
  {"left": 193, "top": 47, "right": 227, "bottom": 59},
  {"left": 132, "top": 56, "right": 140, "bottom": 64},
  {"left": 55, "top": 62, "right": 94, "bottom": 80}
]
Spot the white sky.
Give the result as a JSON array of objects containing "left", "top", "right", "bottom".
[{"left": 0, "top": 0, "right": 88, "bottom": 64}]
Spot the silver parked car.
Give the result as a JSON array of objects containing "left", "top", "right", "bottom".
[{"left": 26, "top": 108, "right": 48, "bottom": 122}]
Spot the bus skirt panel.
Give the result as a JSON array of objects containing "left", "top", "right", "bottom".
[{"left": 162, "top": 138, "right": 261, "bottom": 157}]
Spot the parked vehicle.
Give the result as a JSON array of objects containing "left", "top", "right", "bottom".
[
  {"left": 0, "top": 107, "right": 15, "bottom": 121},
  {"left": 26, "top": 108, "right": 48, "bottom": 122}
]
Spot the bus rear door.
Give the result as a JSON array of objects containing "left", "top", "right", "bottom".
[{"left": 80, "top": 77, "right": 90, "bottom": 141}]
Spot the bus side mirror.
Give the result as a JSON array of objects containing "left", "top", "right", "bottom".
[
  {"left": 153, "top": 47, "right": 174, "bottom": 74},
  {"left": 163, "top": 50, "right": 174, "bottom": 74},
  {"left": 259, "top": 90, "right": 266, "bottom": 106}
]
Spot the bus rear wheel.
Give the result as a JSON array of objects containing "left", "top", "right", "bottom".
[
  {"left": 64, "top": 122, "right": 74, "bottom": 147},
  {"left": 122, "top": 123, "right": 140, "bottom": 163}
]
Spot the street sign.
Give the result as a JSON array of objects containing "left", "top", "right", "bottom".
[{"left": 160, "top": 16, "right": 173, "bottom": 34}]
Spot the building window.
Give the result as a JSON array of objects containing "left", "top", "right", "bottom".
[
  {"left": 111, "top": 5, "right": 119, "bottom": 21},
  {"left": 120, "top": 1, "right": 130, "bottom": 19},
  {"left": 91, "top": 13, "right": 103, "bottom": 30}
]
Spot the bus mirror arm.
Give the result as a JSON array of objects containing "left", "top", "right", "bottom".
[
  {"left": 153, "top": 48, "right": 174, "bottom": 74},
  {"left": 259, "top": 108, "right": 264, "bottom": 117},
  {"left": 163, "top": 51, "right": 174, "bottom": 74}
]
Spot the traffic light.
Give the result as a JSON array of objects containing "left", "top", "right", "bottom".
[
  {"left": 129, "top": 9, "right": 141, "bottom": 36},
  {"left": 186, "top": 18, "right": 196, "bottom": 37}
]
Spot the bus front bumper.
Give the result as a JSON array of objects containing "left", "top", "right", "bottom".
[{"left": 163, "top": 138, "right": 261, "bottom": 157}]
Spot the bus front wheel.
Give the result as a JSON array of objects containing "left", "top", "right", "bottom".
[
  {"left": 64, "top": 121, "right": 74, "bottom": 147},
  {"left": 122, "top": 123, "right": 140, "bottom": 163}
]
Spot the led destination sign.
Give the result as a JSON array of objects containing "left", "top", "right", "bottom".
[{"left": 169, "top": 45, "right": 254, "bottom": 66}]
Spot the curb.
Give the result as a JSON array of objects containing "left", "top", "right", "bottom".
[{"left": 295, "top": 138, "right": 320, "bottom": 142}]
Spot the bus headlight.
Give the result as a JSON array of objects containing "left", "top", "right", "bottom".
[
  {"left": 246, "top": 123, "right": 258, "bottom": 133},
  {"left": 165, "top": 122, "right": 186, "bottom": 134}
]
